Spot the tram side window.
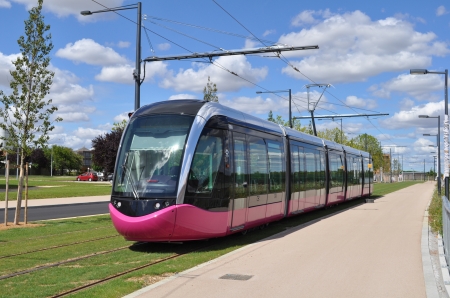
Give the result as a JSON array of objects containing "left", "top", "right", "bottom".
[
  {"left": 318, "top": 151, "right": 326, "bottom": 189},
  {"left": 304, "top": 148, "right": 316, "bottom": 190},
  {"left": 233, "top": 137, "right": 247, "bottom": 199},
  {"left": 248, "top": 137, "right": 268, "bottom": 196},
  {"left": 187, "top": 129, "right": 224, "bottom": 195},
  {"left": 267, "top": 140, "right": 285, "bottom": 193},
  {"left": 291, "top": 145, "right": 300, "bottom": 193},
  {"left": 330, "top": 153, "right": 344, "bottom": 190}
]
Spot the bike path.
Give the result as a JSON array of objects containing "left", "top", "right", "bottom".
[{"left": 126, "top": 182, "right": 441, "bottom": 298}]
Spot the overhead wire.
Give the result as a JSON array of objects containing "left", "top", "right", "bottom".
[{"left": 91, "top": 0, "right": 398, "bottom": 145}]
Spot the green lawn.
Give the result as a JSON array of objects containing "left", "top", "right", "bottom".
[
  {"left": 371, "top": 180, "right": 425, "bottom": 197},
  {"left": 0, "top": 176, "right": 111, "bottom": 201}
]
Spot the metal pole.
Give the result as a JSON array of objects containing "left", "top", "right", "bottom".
[
  {"left": 445, "top": 69, "right": 448, "bottom": 198},
  {"left": 424, "top": 159, "right": 425, "bottom": 181},
  {"left": 289, "top": 89, "right": 292, "bottom": 128},
  {"left": 310, "top": 110, "right": 317, "bottom": 136},
  {"left": 134, "top": 2, "right": 142, "bottom": 111},
  {"left": 438, "top": 116, "right": 441, "bottom": 194},
  {"left": 51, "top": 148, "right": 53, "bottom": 177},
  {"left": 340, "top": 118, "right": 343, "bottom": 144},
  {"left": 390, "top": 148, "right": 392, "bottom": 183}
]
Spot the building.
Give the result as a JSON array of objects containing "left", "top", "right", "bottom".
[{"left": 75, "top": 147, "right": 92, "bottom": 169}]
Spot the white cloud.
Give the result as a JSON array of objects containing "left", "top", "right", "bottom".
[
  {"left": 280, "top": 10, "right": 450, "bottom": 84},
  {"left": 56, "top": 38, "right": 128, "bottom": 66},
  {"left": 0, "top": 52, "right": 19, "bottom": 87},
  {"left": 160, "top": 56, "right": 267, "bottom": 92},
  {"left": 74, "top": 127, "right": 107, "bottom": 140},
  {"left": 168, "top": 94, "right": 199, "bottom": 100},
  {"left": 11, "top": 0, "right": 125, "bottom": 22},
  {"left": 57, "top": 112, "right": 89, "bottom": 122},
  {"left": 113, "top": 112, "right": 132, "bottom": 123},
  {"left": 291, "top": 10, "right": 318, "bottom": 26},
  {"left": 262, "top": 29, "right": 276, "bottom": 37},
  {"left": 399, "top": 98, "right": 415, "bottom": 111},
  {"left": 95, "top": 61, "right": 167, "bottom": 84},
  {"left": 157, "top": 43, "right": 171, "bottom": 51},
  {"left": 49, "top": 67, "right": 94, "bottom": 104},
  {"left": 0, "top": 0, "right": 11, "bottom": 8},
  {"left": 370, "top": 73, "right": 444, "bottom": 101},
  {"left": 436, "top": 6, "right": 448, "bottom": 16},
  {"left": 379, "top": 100, "right": 443, "bottom": 129},
  {"left": 345, "top": 95, "right": 377, "bottom": 109},
  {"left": 117, "top": 41, "right": 130, "bottom": 48}
]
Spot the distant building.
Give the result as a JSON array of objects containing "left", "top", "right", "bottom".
[{"left": 75, "top": 147, "right": 92, "bottom": 168}]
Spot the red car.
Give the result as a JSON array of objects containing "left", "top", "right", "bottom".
[{"left": 76, "top": 172, "right": 98, "bottom": 181}]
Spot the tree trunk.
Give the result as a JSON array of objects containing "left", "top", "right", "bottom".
[
  {"left": 25, "top": 162, "right": 29, "bottom": 224},
  {"left": 14, "top": 154, "right": 25, "bottom": 225},
  {"left": 4, "top": 160, "right": 9, "bottom": 226}
]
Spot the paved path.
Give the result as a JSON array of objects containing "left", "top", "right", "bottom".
[
  {"left": 0, "top": 195, "right": 110, "bottom": 209},
  {"left": 126, "top": 182, "right": 440, "bottom": 298}
]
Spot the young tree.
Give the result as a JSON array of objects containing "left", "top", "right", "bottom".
[
  {"left": 51, "top": 146, "right": 82, "bottom": 175},
  {"left": 203, "top": 76, "right": 219, "bottom": 102},
  {"left": 92, "top": 128, "right": 124, "bottom": 174},
  {"left": 0, "top": 0, "right": 61, "bottom": 224}
]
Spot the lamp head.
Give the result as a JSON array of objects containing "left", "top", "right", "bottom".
[
  {"left": 423, "top": 134, "right": 431, "bottom": 136},
  {"left": 80, "top": 10, "right": 92, "bottom": 16},
  {"left": 418, "top": 115, "right": 429, "bottom": 118},
  {"left": 256, "top": 91, "right": 262, "bottom": 94},
  {"left": 410, "top": 69, "right": 428, "bottom": 75}
]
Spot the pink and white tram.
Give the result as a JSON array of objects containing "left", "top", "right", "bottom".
[{"left": 109, "top": 100, "right": 372, "bottom": 242}]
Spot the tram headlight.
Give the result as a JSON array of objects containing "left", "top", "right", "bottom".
[
  {"left": 165, "top": 201, "right": 170, "bottom": 207},
  {"left": 155, "top": 202, "right": 161, "bottom": 210}
]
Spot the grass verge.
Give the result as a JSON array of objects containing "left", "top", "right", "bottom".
[{"left": 428, "top": 187, "right": 443, "bottom": 235}]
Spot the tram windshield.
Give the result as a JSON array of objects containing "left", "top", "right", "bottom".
[{"left": 112, "top": 114, "right": 194, "bottom": 199}]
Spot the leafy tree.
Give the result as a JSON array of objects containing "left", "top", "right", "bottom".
[
  {"left": 203, "top": 76, "right": 219, "bottom": 102},
  {"left": 112, "top": 119, "right": 128, "bottom": 132},
  {"left": 317, "top": 127, "right": 348, "bottom": 144},
  {"left": 347, "top": 133, "right": 383, "bottom": 171},
  {"left": 30, "top": 148, "right": 49, "bottom": 169},
  {"left": 267, "top": 110, "right": 275, "bottom": 122},
  {"left": 51, "top": 145, "right": 82, "bottom": 175},
  {"left": 92, "top": 128, "right": 124, "bottom": 173},
  {"left": 0, "top": 0, "right": 61, "bottom": 224}
]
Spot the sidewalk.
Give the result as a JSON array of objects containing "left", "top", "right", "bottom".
[
  {"left": 0, "top": 195, "right": 110, "bottom": 209},
  {"left": 126, "top": 182, "right": 443, "bottom": 298}
]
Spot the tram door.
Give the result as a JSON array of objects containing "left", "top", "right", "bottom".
[{"left": 231, "top": 132, "right": 248, "bottom": 230}]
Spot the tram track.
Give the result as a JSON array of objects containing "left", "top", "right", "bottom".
[
  {"left": 0, "top": 242, "right": 141, "bottom": 281},
  {"left": 0, "top": 234, "right": 119, "bottom": 260},
  {"left": 50, "top": 243, "right": 214, "bottom": 298}
]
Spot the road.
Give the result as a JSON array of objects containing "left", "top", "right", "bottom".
[{"left": 0, "top": 201, "right": 109, "bottom": 222}]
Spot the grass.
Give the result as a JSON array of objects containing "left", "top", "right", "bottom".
[
  {"left": 0, "top": 180, "right": 430, "bottom": 297},
  {"left": 428, "top": 187, "right": 443, "bottom": 235},
  {"left": 0, "top": 175, "right": 111, "bottom": 201},
  {"left": 371, "top": 180, "right": 425, "bottom": 197}
]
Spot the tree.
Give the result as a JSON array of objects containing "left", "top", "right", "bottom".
[
  {"left": 51, "top": 146, "right": 82, "bottom": 175},
  {"left": 0, "top": 0, "right": 61, "bottom": 224},
  {"left": 92, "top": 128, "right": 124, "bottom": 173},
  {"left": 347, "top": 133, "right": 383, "bottom": 171},
  {"left": 112, "top": 119, "right": 128, "bottom": 132},
  {"left": 30, "top": 148, "right": 49, "bottom": 170},
  {"left": 203, "top": 76, "right": 219, "bottom": 102}
]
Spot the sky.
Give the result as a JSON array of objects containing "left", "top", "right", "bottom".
[{"left": 0, "top": 0, "right": 449, "bottom": 172}]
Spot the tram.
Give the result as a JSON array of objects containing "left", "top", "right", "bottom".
[{"left": 109, "top": 100, "right": 372, "bottom": 242}]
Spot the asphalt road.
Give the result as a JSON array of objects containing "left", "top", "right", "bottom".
[{"left": 0, "top": 202, "right": 109, "bottom": 222}]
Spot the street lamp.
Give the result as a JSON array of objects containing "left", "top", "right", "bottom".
[
  {"left": 319, "top": 118, "right": 343, "bottom": 143},
  {"left": 256, "top": 89, "right": 292, "bottom": 128},
  {"left": 412, "top": 69, "right": 448, "bottom": 198},
  {"left": 420, "top": 114, "right": 441, "bottom": 194},
  {"left": 81, "top": 3, "right": 142, "bottom": 111}
]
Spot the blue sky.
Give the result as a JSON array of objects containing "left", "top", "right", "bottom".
[{"left": 0, "top": 0, "right": 449, "bottom": 172}]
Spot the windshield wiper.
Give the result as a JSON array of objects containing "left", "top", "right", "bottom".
[{"left": 121, "top": 152, "right": 139, "bottom": 199}]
